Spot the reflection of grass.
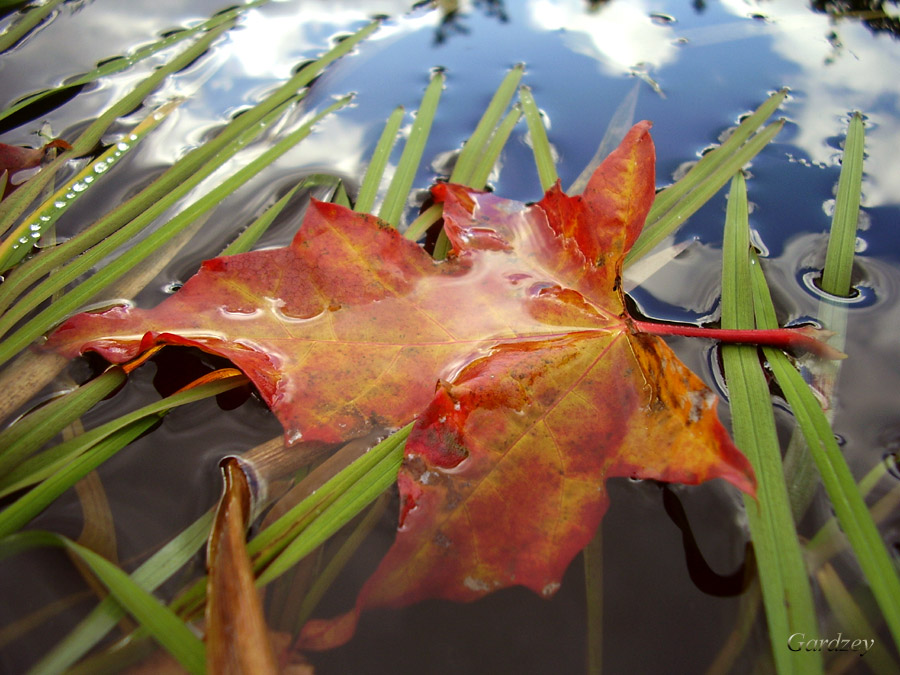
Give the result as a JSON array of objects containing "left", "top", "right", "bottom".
[{"left": 0, "top": 3, "right": 895, "bottom": 673}]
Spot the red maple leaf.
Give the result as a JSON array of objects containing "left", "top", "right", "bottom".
[{"left": 46, "top": 122, "right": 825, "bottom": 649}]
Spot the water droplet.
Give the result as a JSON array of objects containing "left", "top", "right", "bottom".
[
  {"left": 65, "top": 192, "right": 76, "bottom": 199},
  {"left": 94, "top": 162, "right": 108, "bottom": 174},
  {"left": 129, "top": 134, "right": 138, "bottom": 141},
  {"left": 39, "top": 215, "right": 50, "bottom": 222},
  {"left": 113, "top": 151, "right": 122, "bottom": 158},
  {"left": 72, "top": 182, "right": 87, "bottom": 193},
  {"left": 30, "top": 232, "right": 41, "bottom": 239},
  {"left": 163, "top": 282, "right": 183, "bottom": 294},
  {"left": 18, "top": 236, "right": 29, "bottom": 244},
  {"left": 54, "top": 201, "right": 67, "bottom": 209},
  {"left": 117, "top": 142, "right": 130, "bottom": 152},
  {"left": 29, "top": 223, "right": 40, "bottom": 231},
  {"left": 83, "top": 176, "right": 94, "bottom": 184}
]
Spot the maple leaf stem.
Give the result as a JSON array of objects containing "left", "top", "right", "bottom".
[{"left": 630, "top": 319, "right": 844, "bottom": 360}]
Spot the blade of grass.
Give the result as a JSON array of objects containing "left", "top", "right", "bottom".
[
  {"left": 0, "top": 2, "right": 272, "bottom": 121},
  {"left": 449, "top": 63, "right": 523, "bottom": 186},
  {"left": 720, "top": 172, "right": 822, "bottom": 675},
  {"left": 0, "top": 372, "right": 248, "bottom": 505},
  {"left": 0, "top": 0, "right": 65, "bottom": 53},
  {"left": 250, "top": 425, "right": 410, "bottom": 584},
  {"left": 0, "top": 99, "right": 179, "bottom": 271},
  {"left": 816, "top": 563, "right": 898, "bottom": 674},
  {"left": 1, "top": 530, "right": 205, "bottom": 674},
  {"left": 519, "top": 85, "right": 557, "bottom": 192},
  {"left": 820, "top": 113, "right": 866, "bottom": 296},
  {"left": 584, "top": 529, "right": 603, "bottom": 675},
  {"left": 467, "top": 104, "right": 523, "bottom": 190},
  {"left": 354, "top": 106, "right": 404, "bottom": 214},
  {"left": 0, "top": 17, "right": 236, "bottom": 234},
  {"left": 0, "top": 97, "right": 351, "bottom": 367},
  {"left": 626, "top": 120, "right": 784, "bottom": 265},
  {"left": 291, "top": 493, "right": 389, "bottom": 633},
  {"left": 221, "top": 175, "right": 341, "bottom": 257},
  {"left": 29, "top": 509, "right": 214, "bottom": 675},
  {"left": 0, "top": 17, "right": 379, "bottom": 315},
  {"left": 0, "top": 366, "right": 126, "bottom": 475},
  {"left": 378, "top": 70, "right": 444, "bottom": 227},
  {"left": 749, "top": 252, "right": 900, "bottom": 651}
]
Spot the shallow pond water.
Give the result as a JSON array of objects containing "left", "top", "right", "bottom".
[{"left": 1, "top": 0, "right": 899, "bottom": 673}]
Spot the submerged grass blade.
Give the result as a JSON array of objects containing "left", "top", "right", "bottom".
[
  {"left": 749, "top": 253, "right": 900, "bottom": 652},
  {"left": 720, "top": 173, "right": 822, "bottom": 675},
  {"left": 379, "top": 71, "right": 444, "bottom": 228},
  {"left": 0, "top": 0, "right": 65, "bottom": 53},
  {"left": 1, "top": 531, "right": 205, "bottom": 674},
  {"left": 0, "top": 366, "right": 126, "bottom": 475},
  {"left": 0, "top": 373, "right": 247, "bottom": 504},
  {"left": 821, "top": 113, "right": 865, "bottom": 297},
  {"left": 251, "top": 425, "right": 410, "bottom": 585},
  {"left": 29, "top": 510, "right": 214, "bottom": 675},
  {"left": 355, "top": 106, "right": 404, "bottom": 215},
  {"left": 519, "top": 85, "right": 557, "bottom": 192}
]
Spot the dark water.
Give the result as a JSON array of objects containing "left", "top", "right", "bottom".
[{"left": 1, "top": 0, "right": 899, "bottom": 673}]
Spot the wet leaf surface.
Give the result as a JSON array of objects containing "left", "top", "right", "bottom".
[{"left": 46, "top": 123, "right": 756, "bottom": 649}]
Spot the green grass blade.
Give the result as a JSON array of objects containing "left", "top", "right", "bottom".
[
  {"left": 0, "top": 416, "right": 159, "bottom": 538},
  {"left": 468, "top": 104, "right": 523, "bottom": 190},
  {"left": 519, "top": 85, "right": 557, "bottom": 192},
  {"left": 749, "top": 254, "right": 900, "bottom": 652},
  {"left": 450, "top": 63, "right": 523, "bottom": 186},
  {"left": 720, "top": 173, "right": 822, "bottom": 675},
  {"left": 220, "top": 175, "right": 339, "bottom": 257},
  {"left": 0, "top": 373, "right": 247, "bottom": 500},
  {"left": 645, "top": 89, "right": 787, "bottom": 229},
  {"left": 0, "top": 17, "right": 379, "bottom": 314},
  {"left": 0, "top": 100, "right": 178, "bottom": 269},
  {"left": 0, "top": 98, "right": 351, "bottom": 367},
  {"left": 1, "top": 530, "right": 205, "bottom": 674},
  {"left": 0, "top": 366, "right": 126, "bottom": 475},
  {"left": 249, "top": 425, "right": 410, "bottom": 580},
  {"left": 0, "top": 18, "right": 235, "bottom": 233},
  {"left": 0, "top": 1, "right": 270, "bottom": 122},
  {"left": 626, "top": 120, "right": 783, "bottom": 266},
  {"left": 0, "top": 0, "right": 65, "bottom": 53},
  {"left": 256, "top": 444, "right": 403, "bottom": 585},
  {"left": 379, "top": 71, "right": 444, "bottom": 227},
  {"left": 355, "top": 106, "right": 404, "bottom": 214},
  {"left": 30, "top": 509, "right": 214, "bottom": 675},
  {"left": 821, "top": 113, "right": 865, "bottom": 297}
]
